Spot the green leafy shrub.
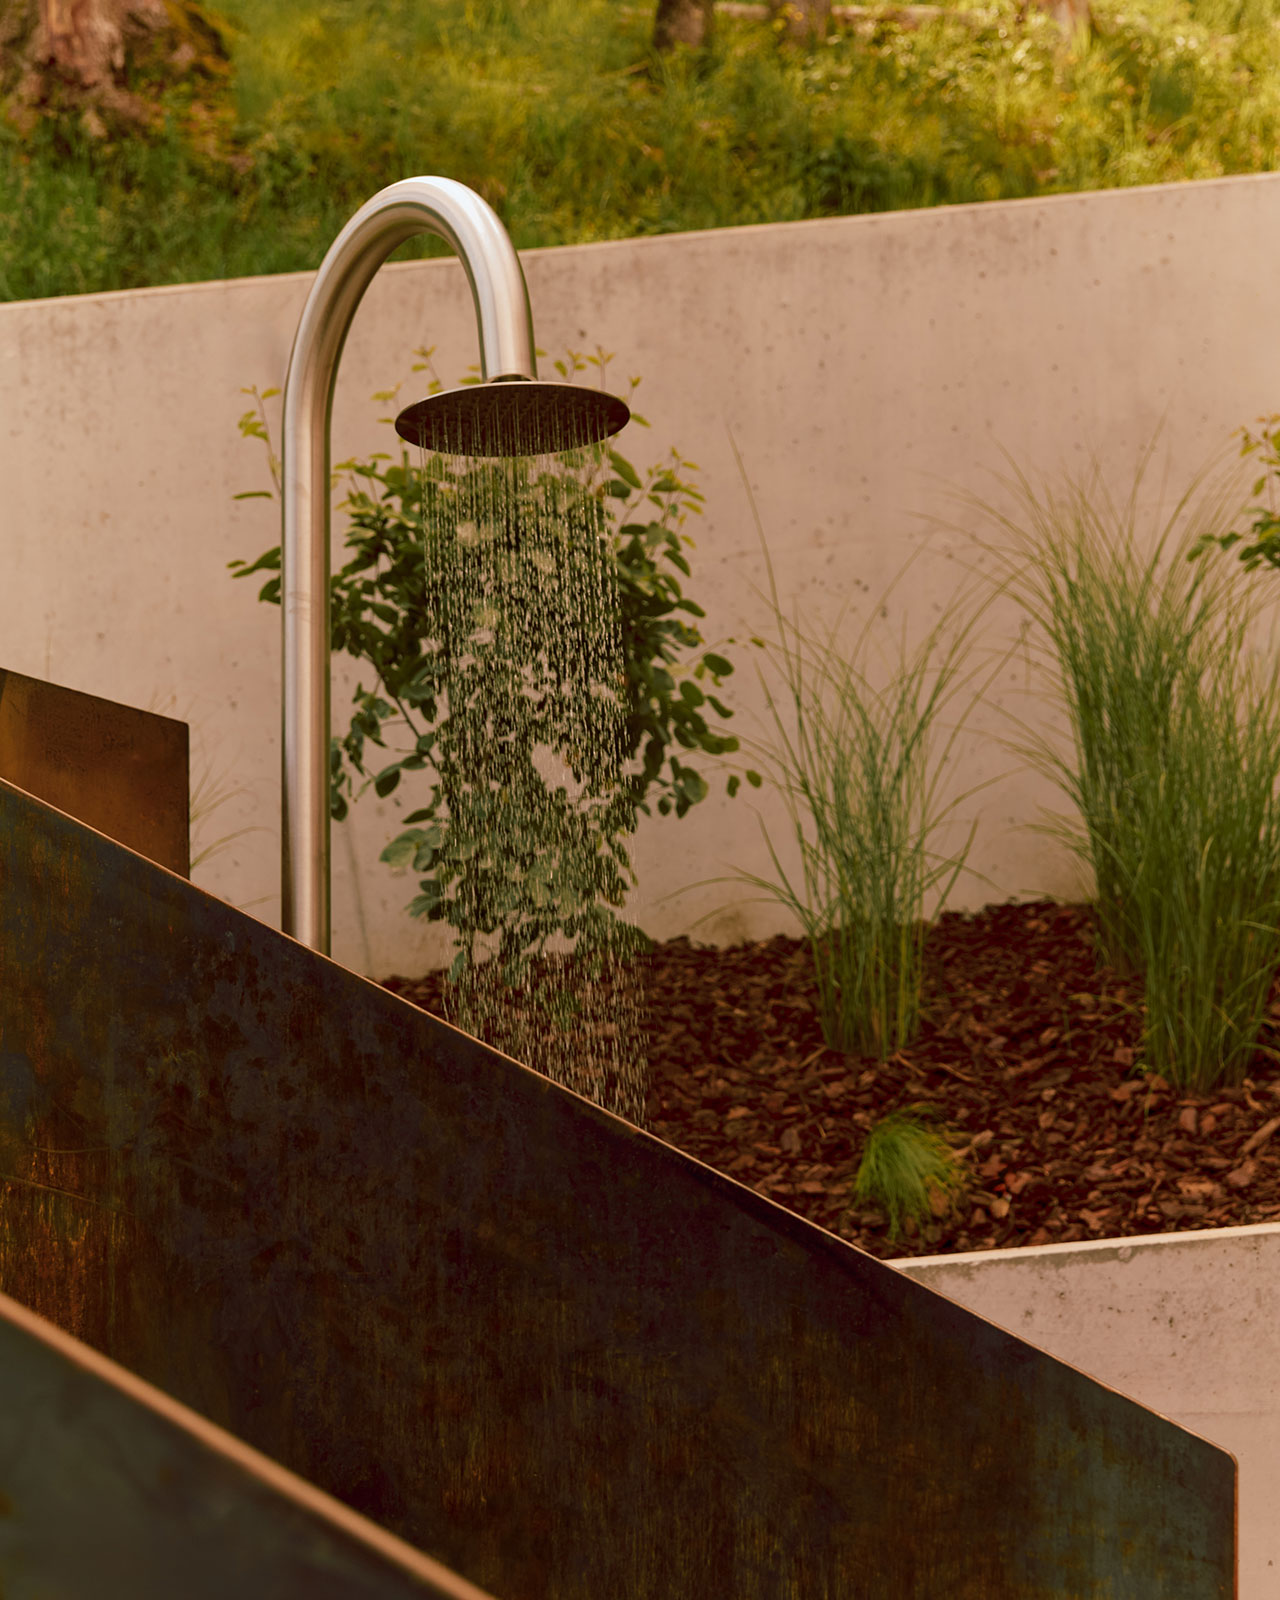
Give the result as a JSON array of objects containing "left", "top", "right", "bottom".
[
  {"left": 979, "top": 452, "right": 1280, "bottom": 1090},
  {"left": 230, "top": 353, "right": 744, "bottom": 981},
  {"left": 1128, "top": 664, "right": 1280, "bottom": 1089},
  {"left": 850, "top": 1109, "right": 967, "bottom": 1241},
  {"left": 1193, "top": 414, "right": 1280, "bottom": 576}
]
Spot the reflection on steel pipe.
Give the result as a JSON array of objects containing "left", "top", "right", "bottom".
[{"left": 280, "top": 177, "right": 538, "bottom": 953}]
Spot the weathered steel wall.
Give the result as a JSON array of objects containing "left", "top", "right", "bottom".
[
  {"left": 0, "top": 1290, "right": 497, "bottom": 1599},
  {"left": 0, "top": 667, "right": 189, "bottom": 875},
  {"left": 0, "top": 776, "right": 1236, "bottom": 1598}
]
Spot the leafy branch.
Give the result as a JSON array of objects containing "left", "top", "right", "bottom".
[{"left": 229, "top": 355, "right": 750, "bottom": 977}]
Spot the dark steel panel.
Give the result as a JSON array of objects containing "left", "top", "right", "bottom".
[
  {"left": 0, "top": 666, "right": 189, "bottom": 875},
  {"left": 0, "top": 1290, "right": 498, "bottom": 1599},
  {"left": 0, "top": 777, "right": 1236, "bottom": 1598}
]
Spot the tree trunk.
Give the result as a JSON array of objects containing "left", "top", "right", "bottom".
[
  {"left": 0, "top": 0, "right": 227, "bottom": 137},
  {"left": 652, "top": 0, "right": 715, "bottom": 52},
  {"left": 768, "top": 0, "right": 832, "bottom": 42}
]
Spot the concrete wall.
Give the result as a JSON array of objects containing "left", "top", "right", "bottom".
[
  {"left": 895, "top": 1223, "right": 1280, "bottom": 1597},
  {"left": 4, "top": 173, "right": 1280, "bottom": 975}
]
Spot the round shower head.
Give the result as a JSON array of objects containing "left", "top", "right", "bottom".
[{"left": 394, "top": 378, "right": 630, "bottom": 457}]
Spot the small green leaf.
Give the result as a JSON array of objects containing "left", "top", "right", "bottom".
[
  {"left": 381, "top": 834, "right": 419, "bottom": 869},
  {"left": 608, "top": 451, "right": 642, "bottom": 490}
]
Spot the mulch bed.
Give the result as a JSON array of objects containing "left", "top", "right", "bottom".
[{"left": 380, "top": 899, "right": 1280, "bottom": 1260}]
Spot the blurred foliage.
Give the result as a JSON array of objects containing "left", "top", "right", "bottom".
[{"left": 6, "top": 0, "right": 1280, "bottom": 298}]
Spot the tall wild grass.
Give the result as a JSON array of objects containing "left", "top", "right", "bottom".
[
  {"left": 731, "top": 449, "right": 998, "bottom": 1057},
  {"left": 979, "top": 455, "right": 1280, "bottom": 1091},
  {"left": 738, "top": 583, "right": 992, "bottom": 1057}
]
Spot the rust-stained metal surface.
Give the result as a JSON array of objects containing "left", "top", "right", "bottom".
[
  {"left": 0, "top": 776, "right": 1236, "bottom": 1598},
  {"left": 0, "top": 666, "right": 188, "bottom": 875},
  {"left": 0, "top": 1290, "right": 499, "bottom": 1599}
]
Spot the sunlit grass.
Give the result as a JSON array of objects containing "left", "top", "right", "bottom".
[
  {"left": 975, "top": 450, "right": 1280, "bottom": 1090},
  {"left": 850, "top": 1109, "right": 967, "bottom": 1240},
  {"left": 5, "top": 0, "right": 1280, "bottom": 299}
]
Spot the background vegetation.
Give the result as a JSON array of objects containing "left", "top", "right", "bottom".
[{"left": 5, "top": 0, "right": 1280, "bottom": 300}]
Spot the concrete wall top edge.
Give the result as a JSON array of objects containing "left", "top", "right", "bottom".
[
  {"left": 891, "top": 1218, "right": 1280, "bottom": 1273},
  {"left": 0, "top": 262, "right": 315, "bottom": 318},
  {"left": 6, "top": 169, "right": 1280, "bottom": 318}
]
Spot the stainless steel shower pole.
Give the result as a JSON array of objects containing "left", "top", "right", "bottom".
[{"left": 280, "top": 177, "right": 537, "bottom": 953}]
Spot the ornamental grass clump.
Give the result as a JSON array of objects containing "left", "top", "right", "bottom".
[
  {"left": 977, "top": 451, "right": 1280, "bottom": 1091},
  {"left": 231, "top": 355, "right": 743, "bottom": 984},
  {"left": 741, "top": 598, "right": 989, "bottom": 1057},
  {"left": 851, "top": 1110, "right": 966, "bottom": 1241},
  {"left": 1130, "top": 665, "right": 1280, "bottom": 1090},
  {"left": 731, "top": 452, "right": 999, "bottom": 1058}
]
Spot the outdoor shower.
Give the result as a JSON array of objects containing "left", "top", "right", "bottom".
[
  {"left": 0, "top": 169, "right": 1240, "bottom": 1600},
  {"left": 281, "top": 175, "right": 630, "bottom": 953}
]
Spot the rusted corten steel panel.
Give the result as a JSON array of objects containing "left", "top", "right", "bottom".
[
  {"left": 0, "top": 666, "right": 188, "bottom": 875},
  {"left": 0, "top": 777, "right": 1236, "bottom": 1599},
  {"left": 0, "top": 1291, "right": 498, "bottom": 1600}
]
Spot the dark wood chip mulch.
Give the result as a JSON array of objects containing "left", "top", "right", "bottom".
[{"left": 381, "top": 900, "right": 1280, "bottom": 1260}]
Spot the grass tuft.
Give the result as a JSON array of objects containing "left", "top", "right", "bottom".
[
  {"left": 740, "top": 588, "right": 994, "bottom": 1057},
  {"left": 851, "top": 1109, "right": 966, "bottom": 1241},
  {"left": 974, "top": 449, "right": 1280, "bottom": 1091},
  {"left": 729, "top": 437, "right": 1002, "bottom": 1058}
]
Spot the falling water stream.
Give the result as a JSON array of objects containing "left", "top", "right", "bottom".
[{"left": 414, "top": 408, "right": 649, "bottom": 1126}]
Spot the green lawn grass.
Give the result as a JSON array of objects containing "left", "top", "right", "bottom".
[{"left": 3, "top": 0, "right": 1280, "bottom": 298}]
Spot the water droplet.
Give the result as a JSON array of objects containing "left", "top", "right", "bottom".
[{"left": 410, "top": 414, "right": 649, "bottom": 1125}]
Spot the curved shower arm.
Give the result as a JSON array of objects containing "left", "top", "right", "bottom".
[{"left": 281, "top": 177, "right": 538, "bottom": 955}]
